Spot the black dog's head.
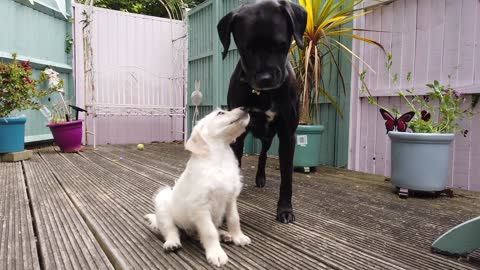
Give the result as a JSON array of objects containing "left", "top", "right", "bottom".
[{"left": 217, "top": 0, "right": 307, "bottom": 91}]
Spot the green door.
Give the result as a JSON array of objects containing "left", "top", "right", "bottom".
[{"left": 0, "top": 0, "right": 73, "bottom": 143}]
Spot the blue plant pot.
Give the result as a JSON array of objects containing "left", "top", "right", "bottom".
[
  {"left": 389, "top": 132, "right": 455, "bottom": 192},
  {"left": 0, "top": 117, "right": 27, "bottom": 153}
]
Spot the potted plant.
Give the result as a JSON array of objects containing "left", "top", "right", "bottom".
[
  {"left": 369, "top": 80, "right": 475, "bottom": 197},
  {"left": 0, "top": 54, "right": 52, "bottom": 153},
  {"left": 289, "top": 0, "right": 384, "bottom": 171},
  {"left": 42, "top": 68, "right": 84, "bottom": 153}
]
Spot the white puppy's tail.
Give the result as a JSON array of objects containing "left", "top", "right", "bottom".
[{"left": 144, "top": 186, "right": 173, "bottom": 231}]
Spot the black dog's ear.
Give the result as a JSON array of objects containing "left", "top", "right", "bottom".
[
  {"left": 279, "top": 1, "right": 307, "bottom": 50},
  {"left": 217, "top": 11, "right": 236, "bottom": 59}
]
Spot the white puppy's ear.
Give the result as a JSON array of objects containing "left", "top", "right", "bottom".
[{"left": 185, "top": 128, "right": 210, "bottom": 156}]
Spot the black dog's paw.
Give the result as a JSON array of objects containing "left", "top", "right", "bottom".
[
  {"left": 276, "top": 207, "right": 295, "bottom": 224},
  {"left": 255, "top": 175, "right": 266, "bottom": 188}
]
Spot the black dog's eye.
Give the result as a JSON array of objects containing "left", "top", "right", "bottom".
[{"left": 217, "top": 111, "right": 225, "bottom": 116}]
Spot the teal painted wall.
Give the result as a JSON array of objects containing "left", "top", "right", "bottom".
[
  {"left": 0, "top": 0, "right": 73, "bottom": 142},
  {"left": 187, "top": 0, "right": 351, "bottom": 167}
]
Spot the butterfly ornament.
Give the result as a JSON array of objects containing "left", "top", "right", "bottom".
[{"left": 379, "top": 109, "right": 415, "bottom": 133}]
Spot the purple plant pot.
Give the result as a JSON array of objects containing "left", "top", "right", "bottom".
[{"left": 47, "top": 120, "right": 83, "bottom": 152}]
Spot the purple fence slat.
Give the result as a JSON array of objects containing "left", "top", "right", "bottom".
[{"left": 349, "top": 0, "right": 480, "bottom": 191}]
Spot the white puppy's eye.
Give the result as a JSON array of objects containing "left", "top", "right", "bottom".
[{"left": 217, "top": 111, "right": 225, "bottom": 116}]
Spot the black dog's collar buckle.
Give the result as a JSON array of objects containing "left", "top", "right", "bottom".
[{"left": 252, "top": 89, "right": 261, "bottom": 95}]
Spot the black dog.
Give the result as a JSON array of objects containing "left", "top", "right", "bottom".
[{"left": 217, "top": 0, "right": 307, "bottom": 223}]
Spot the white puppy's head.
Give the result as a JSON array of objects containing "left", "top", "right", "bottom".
[{"left": 185, "top": 107, "right": 250, "bottom": 156}]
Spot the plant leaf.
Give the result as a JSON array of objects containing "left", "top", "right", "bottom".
[
  {"left": 333, "top": 38, "right": 376, "bottom": 73},
  {"left": 314, "top": 45, "right": 320, "bottom": 104}
]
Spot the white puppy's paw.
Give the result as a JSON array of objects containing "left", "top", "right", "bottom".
[
  {"left": 163, "top": 240, "right": 182, "bottom": 252},
  {"left": 232, "top": 234, "right": 251, "bottom": 246},
  {"left": 218, "top": 230, "right": 233, "bottom": 243},
  {"left": 206, "top": 247, "right": 228, "bottom": 267},
  {"left": 144, "top": 214, "right": 158, "bottom": 231}
]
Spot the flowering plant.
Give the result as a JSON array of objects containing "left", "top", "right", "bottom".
[
  {"left": 0, "top": 54, "right": 58, "bottom": 118},
  {"left": 43, "top": 68, "right": 71, "bottom": 123},
  {"left": 44, "top": 99, "right": 75, "bottom": 124},
  {"left": 368, "top": 79, "right": 474, "bottom": 135},
  {"left": 400, "top": 81, "right": 474, "bottom": 134},
  {"left": 363, "top": 53, "right": 476, "bottom": 135}
]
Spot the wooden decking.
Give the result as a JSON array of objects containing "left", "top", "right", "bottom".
[{"left": 1, "top": 143, "right": 480, "bottom": 270}]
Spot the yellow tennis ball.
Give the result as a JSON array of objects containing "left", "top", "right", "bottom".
[{"left": 137, "top": 144, "right": 145, "bottom": 151}]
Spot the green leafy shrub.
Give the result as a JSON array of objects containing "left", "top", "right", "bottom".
[{"left": 0, "top": 54, "right": 57, "bottom": 118}]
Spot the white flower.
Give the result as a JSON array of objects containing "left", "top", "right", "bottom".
[{"left": 44, "top": 68, "right": 64, "bottom": 93}]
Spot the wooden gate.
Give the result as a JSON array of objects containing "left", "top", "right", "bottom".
[{"left": 74, "top": 4, "right": 187, "bottom": 145}]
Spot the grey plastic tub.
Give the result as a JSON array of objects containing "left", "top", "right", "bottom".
[{"left": 388, "top": 132, "right": 455, "bottom": 192}]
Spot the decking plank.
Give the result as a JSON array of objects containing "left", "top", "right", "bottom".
[
  {"left": 92, "top": 150, "right": 418, "bottom": 269},
  {"left": 147, "top": 143, "right": 480, "bottom": 215},
  {"left": 38, "top": 150, "right": 204, "bottom": 270},
  {"left": 0, "top": 162, "right": 40, "bottom": 270},
  {"left": 22, "top": 154, "right": 114, "bottom": 270},
  {"left": 2, "top": 143, "right": 473, "bottom": 269},
  {"left": 91, "top": 147, "right": 405, "bottom": 269},
  {"left": 140, "top": 143, "right": 480, "bottom": 237},
  {"left": 99, "top": 144, "right": 479, "bottom": 270},
  {"left": 151, "top": 144, "right": 480, "bottom": 269},
  {"left": 76, "top": 150, "right": 330, "bottom": 270}
]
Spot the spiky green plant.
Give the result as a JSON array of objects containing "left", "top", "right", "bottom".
[{"left": 290, "top": 0, "right": 384, "bottom": 124}]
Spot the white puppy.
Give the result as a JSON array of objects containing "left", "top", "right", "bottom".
[{"left": 145, "top": 107, "right": 251, "bottom": 267}]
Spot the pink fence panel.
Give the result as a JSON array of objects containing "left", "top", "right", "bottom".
[
  {"left": 349, "top": 0, "right": 480, "bottom": 191},
  {"left": 74, "top": 4, "right": 186, "bottom": 145}
]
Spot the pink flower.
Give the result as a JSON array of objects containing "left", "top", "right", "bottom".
[
  {"left": 421, "top": 110, "right": 431, "bottom": 121},
  {"left": 451, "top": 89, "right": 461, "bottom": 98},
  {"left": 21, "top": 61, "right": 31, "bottom": 71}
]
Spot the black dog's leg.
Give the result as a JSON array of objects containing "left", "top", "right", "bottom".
[
  {"left": 231, "top": 132, "right": 247, "bottom": 168},
  {"left": 255, "top": 136, "right": 274, "bottom": 188},
  {"left": 276, "top": 133, "right": 296, "bottom": 223}
]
